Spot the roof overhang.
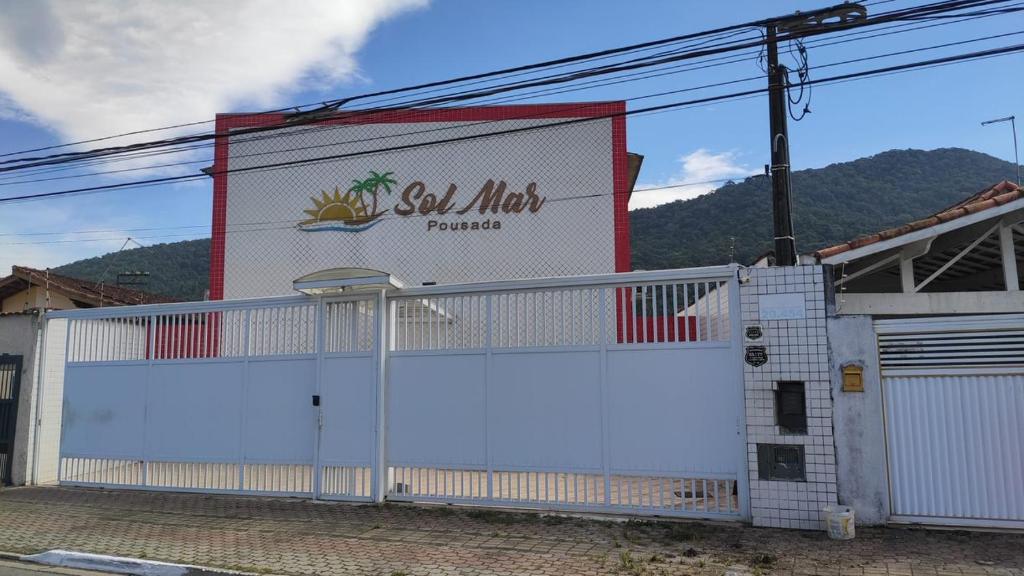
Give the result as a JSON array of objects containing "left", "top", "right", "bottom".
[
  {"left": 818, "top": 197, "right": 1024, "bottom": 265},
  {"left": 292, "top": 268, "right": 402, "bottom": 295}
]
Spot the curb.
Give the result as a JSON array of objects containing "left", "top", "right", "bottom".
[{"left": 20, "top": 550, "right": 257, "bottom": 576}]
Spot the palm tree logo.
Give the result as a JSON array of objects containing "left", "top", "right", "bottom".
[
  {"left": 299, "top": 170, "right": 397, "bottom": 232},
  {"left": 352, "top": 171, "right": 397, "bottom": 221}
]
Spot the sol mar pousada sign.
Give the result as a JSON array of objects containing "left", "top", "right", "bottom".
[{"left": 299, "top": 171, "right": 546, "bottom": 233}]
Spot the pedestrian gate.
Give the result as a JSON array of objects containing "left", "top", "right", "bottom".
[
  {"left": 50, "top": 267, "right": 748, "bottom": 518},
  {"left": 0, "top": 355, "right": 22, "bottom": 486}
]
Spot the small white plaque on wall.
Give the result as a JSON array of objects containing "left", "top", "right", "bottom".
[{"left": 758, "top": 293, "right": 806, "bottom": 320}]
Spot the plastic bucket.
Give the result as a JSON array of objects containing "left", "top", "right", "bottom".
[{"left": 823, "top": 505, "right": 855, "bottom": 540}]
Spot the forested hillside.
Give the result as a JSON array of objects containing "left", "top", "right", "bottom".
[
  {"left": 50, "top": 148, "right": 1018, "bottom": 300},
  {"left": 55, "top": 238, "right": 210, "bottom": 301},
  {"left": 631, "top": 148, "right": 1017, "bottom": 269}
]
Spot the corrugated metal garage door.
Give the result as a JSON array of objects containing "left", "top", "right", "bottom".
[{"left": 876, "top": 314, "right": 1024, "bottom": 527}]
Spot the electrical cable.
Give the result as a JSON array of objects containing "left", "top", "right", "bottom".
[
  {"left": 1, "top": 0, "right": 1017, "bottom": 185},
  {"left": 0, "top": 0, "right": 1009, "bottom": 173},
  {"left": 3, "top": 25, "right": 1018, "bottom": 192},
  {"left": 1, "top": 39, "right": 1021, "bottom": 206}
]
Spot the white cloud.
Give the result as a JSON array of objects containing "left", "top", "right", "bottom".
[
  {"left": 631, "top": 149, "right": 753, "bottom": 210},
  {"left": 0, "top": 0, "right": 427, "bottom": 147}
]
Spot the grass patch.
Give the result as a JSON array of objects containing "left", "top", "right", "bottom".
[
  {"left": 465, "top": 509, "right": 529, "bottom": 524},
  {"left": 750, "top": 552, "right": 778, "bottom": 568},
  {"left": 617, "top": 550, "right": 642, "bottom": 574},
  {"left": 621, "top": 519, "right": 707, "bottom": 546}
]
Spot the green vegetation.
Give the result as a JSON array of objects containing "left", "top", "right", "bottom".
[
  {"left": 54, "top": 238, "right": 210, "bottom": 301},
  {"left": 48, "top": 148, "right": 1017, "bottom": 301},
  {"left": 631, "top": 147, "right": 1018, "bottom": 268}
]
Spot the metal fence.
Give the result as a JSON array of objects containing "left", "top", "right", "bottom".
[{"left": 43, "top": 265, "right": 747, "bottom": 519}]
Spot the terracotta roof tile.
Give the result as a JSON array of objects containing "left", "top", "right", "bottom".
[
  {"left": 812, "top": 181, "right": 1022, "bottom": 260},
  {"left": 0, "top": 266, "right": 176, "bottom": 309}
]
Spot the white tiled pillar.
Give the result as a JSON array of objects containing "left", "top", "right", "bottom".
[{"left": 739, "top": 265, "right": 837, "bottom": 529}]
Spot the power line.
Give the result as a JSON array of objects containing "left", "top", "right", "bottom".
[
  {"left": 0, "top": 24, "right": 764, "bottom": 162},
  {"left": 3, "top": 9, "right": 986, "bottom": 183},
  {"left": 0, "top": 0, "right": 1016, "bottom": 186},
  {"left": 0, "top": 0, "right": 1009, "bottom": 174},
  {"left": 0, "top": 177, "right": 764, "bottom": 246},
  {"left": 1, "top": 38, "right": 1021, "bottom": 206}
]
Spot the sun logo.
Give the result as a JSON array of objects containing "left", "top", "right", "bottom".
[{"left": 299, "top": 171, "right": 396, "bottom": 232}]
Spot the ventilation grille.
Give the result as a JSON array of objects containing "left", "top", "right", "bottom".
[{"left": 878, "top": 329, "right": 1024, "bottom": 373}]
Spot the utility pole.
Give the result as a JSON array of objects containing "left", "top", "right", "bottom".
[
  {"left": 762, "top": 4, "right": 866, "bottom": 266},
  {"left": 765, "top": 23, "right": 796, "bottom": 266}
]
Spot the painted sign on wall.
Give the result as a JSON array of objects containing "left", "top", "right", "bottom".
[{"left": 212, "top": 104, "right": 629, "bottom": 300}]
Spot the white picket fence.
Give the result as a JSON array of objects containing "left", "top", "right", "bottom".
[{"left": 43, "top": 266, "right": 748, "bottom": 518}]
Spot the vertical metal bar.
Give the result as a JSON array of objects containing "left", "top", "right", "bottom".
[
  {"left": 569, "top": 290, "right": 576, "bottom": 345},
  {"left": 403, "top": 300, "right": 409, "bottom": 351},
  {"left": 484, "top": 294, "right": 493, "bottom": 500},
  {"left": 629, "top": 287, "right": 638, "bottom": 345},
  {"left": 82, "top": 319, "right": 91, "bottom": 362},
  {"left": 531, "top": 291, "right": 538, "bottom": 346},
  {"left": 716, "top": 281, "right": 724, "bottom": 340},
  {"left": 190, "top": 313, "right": 198, "bottom": 359},
  {"left": 443, "top": 297, "right": 450, "bottom": 350},
  {"left": 661, "top": 284, "right": 669, "bottom": 343},
  {"left": 671, "top": 284, "right": 680, "bottom": 343},
  {"left": 418, "top": 297, "right": 425, "bottom": 350},
  {"left": 110, "top": 319, "right": 119, "bottom": 362},
  {"left": 694, "top": 285, "right": 702, "bottom": 341},
  {"left": 618, "top": 288, "right": 628, "bottom": 345},
  {"left": 458, "top": 296, "right": 465, "bottom": 348},
  {"left": 312, "top": 298, "right": 325, "bottom": 499},
  {"left": 559, "top": 291, "right": 566, "bottom": 346},
  {"left": 640, "top": 285, "right": 648, "bottom": 343},
  {"left": 373, "top": 290, "right": 388, "bottom": 502},
  {"left": 705, "top": 282, "right": 713, "bottom": 341},
  {"left": 90, "top": 318, "right": 98, "bottom": 362},
  {"left": 599, "top": 288, "right": 611, "bottom": 508},
  {"left": 682, "top": 285, "right": 691, "bottom": 342}
]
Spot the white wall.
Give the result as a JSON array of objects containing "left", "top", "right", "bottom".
[
  {"left": 827, "top": 315, "right": 889, "bottom": 525},
  {"left": 223, "top": 117, "right": 619, "bottom": 298},
  {"left": 33, "top": 317, "right": 66, "bottom": 484},
  {"left": 740, "top": 266, "right": 838, "bottom": 530}
]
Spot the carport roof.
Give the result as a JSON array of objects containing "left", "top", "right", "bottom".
[{"left": 812, "top": 180, "right": 1022, "bottom": 261}]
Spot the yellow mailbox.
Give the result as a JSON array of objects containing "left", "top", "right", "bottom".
[{"left": 842, "top": 364, "right": 864, "bottom": 393}]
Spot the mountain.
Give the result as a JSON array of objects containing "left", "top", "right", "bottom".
[
  {"left": 55, "top": 238, "right": 210, "bottom": 302},
  {"left": 51, "top": 148, "right": 1018, "bottom": 300},
  {"left": 630, "top": 148, "right": 1018, "bottom": 269}
]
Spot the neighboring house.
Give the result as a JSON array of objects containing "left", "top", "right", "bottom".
[
  {"left": 0, "top": 266, "right": 172, "bottom": 486},
  {"left": 804, "top": 181, "right": 1023, "bottom": 528}
]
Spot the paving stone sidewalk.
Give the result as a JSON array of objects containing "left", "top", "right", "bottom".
[{"left": 0, "top": 487, "right": 1021, "bottom": 576}]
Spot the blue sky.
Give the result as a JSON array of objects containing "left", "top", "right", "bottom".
[{"left": 0, "top": 0, "right": 1021, "bottom": 272}]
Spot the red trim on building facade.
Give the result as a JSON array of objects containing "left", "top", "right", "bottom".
[
  {"left": 209, "top": 103, "right": 631, "bottom": 300},
  {"left": 610, "top": 107, "right": 630, "bottom": 273}
]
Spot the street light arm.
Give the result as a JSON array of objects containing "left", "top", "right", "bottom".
[{"left": 981, "top": 115, "right": 1015, "bottom": 126}]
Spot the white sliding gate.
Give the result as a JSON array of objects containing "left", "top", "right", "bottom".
[
  {"left": 877, "top": 314, "right": 1024, "bottom": 528},
  {"left": 49, "top": 266, "right": 746, "bottom": 518}
]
